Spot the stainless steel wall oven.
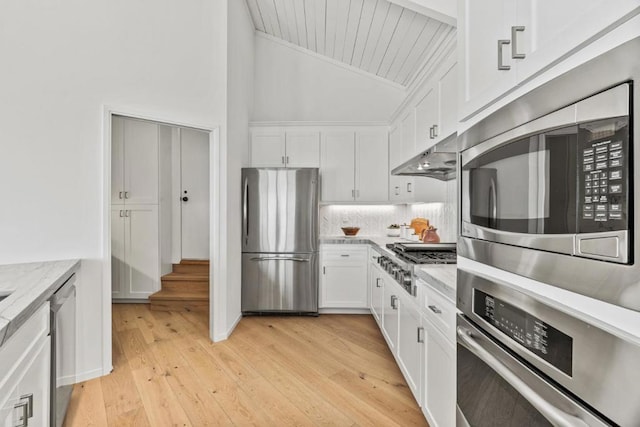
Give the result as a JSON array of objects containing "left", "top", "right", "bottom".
[
  {"left": 458, "top": 36, "right": 640, "bottom": 312},
  {"left": 456, "top": 269, "right": 640, "bottom": 426}
]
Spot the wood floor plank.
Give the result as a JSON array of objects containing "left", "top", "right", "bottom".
[
  {"left": 66, "top": 304, "right": 427, "bottom": 427},
  {"left": 131, "top": 366, "right": 193, "bottom": 427},
  {"left": 65, "top": 378, "right": 109, "bottom": 427}
]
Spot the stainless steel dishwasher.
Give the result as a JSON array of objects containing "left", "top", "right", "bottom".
[{"left": 50, "top": 275, "right": 76, "bottom": 427}]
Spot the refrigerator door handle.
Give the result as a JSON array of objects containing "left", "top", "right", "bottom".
[
  {"left": 249, "top": 257, "right": 311, "bottom": 262},
  {"left": 243, "top": 177, "right": 249, "bottom": 245}
]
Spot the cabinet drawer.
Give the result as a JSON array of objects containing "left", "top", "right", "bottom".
[
  {"left": 321, "top": 247, "right": 368, "bottom": 263},
  {"left": 423, "top": 285, "right": 456, "bottom": 343}
]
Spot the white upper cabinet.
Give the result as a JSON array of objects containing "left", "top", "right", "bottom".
[
  {"left": 320, "top": 131, "right": 356, "bottom": 202},
  {"left": 320, "top": 129, "right": 389, "bottom": 203},
  {"left": 389, "top": 125, "right": 415, "bottom": 203},
  {"left": 459, "top": 0, "right": 517, "bottom": 119},
  {"left": 250, "top": 130, "right": 286, "bottom": 167},
  {"left": 401, "top": 112, "right": 417, "bottom": 161},
  {"left": 438, "top": 63, "right": 458, "bottom": 140},
  {"left": 112, "top": 117, "right": 159, "bottom": 205},
  {"left": 415, "top": 88, "right": 438, "bottom": 154},
  {"left": 356, "top": 131, "right": 389, "bottom": 202},
  {"left": 459, "top": 0, "right": 640, "bottom": 119},
  {"left": 285, "top": 131, "right": 320, "bottom": 167},
  {"left": 250, "top": 129, "right": 320, "bottom": 167}
]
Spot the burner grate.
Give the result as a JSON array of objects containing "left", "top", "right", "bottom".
[{"left": 386, "top": 244, "right": 457, "bottom": 264}]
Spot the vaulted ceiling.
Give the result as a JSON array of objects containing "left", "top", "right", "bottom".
[{"left": 245, "top": 0, "right": 456, "bottom": 88}]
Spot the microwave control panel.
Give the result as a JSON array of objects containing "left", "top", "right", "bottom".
[
  {"left": 579, "top": 117, "right": 629, "bottom": 233},
  {"left": 474, "top": 289, "right": 573, "bottom": 376}
]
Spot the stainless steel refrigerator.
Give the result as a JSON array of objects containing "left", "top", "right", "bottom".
[{"left": 241, "top": 168, "right": 319, "bottom": 314}]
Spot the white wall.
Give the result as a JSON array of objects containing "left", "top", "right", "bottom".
[
  {"left": 0, "top": 0, "right": 227, "bottom": 379},
  {"left": 221, "top": 0, "right": 255, "bottom": 338},
  {"left": 253, "top": 35, "right": 405, "bottom": 122}
]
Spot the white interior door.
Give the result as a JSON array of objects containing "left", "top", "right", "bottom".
[{"left": 180, "top": 128, "right": 210, "bottom": 260}]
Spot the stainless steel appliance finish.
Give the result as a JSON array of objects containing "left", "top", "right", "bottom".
[
  {"left": 458, "top": 36, "right": 640, "bottom": 312},
  {"left": 241, "top": 168, "right": 319, "bottom": 313},
  {"left": 377, "top": 254, "right": 414, "bottom": 296},
  {"left": 386, "top": 242, "right": 457, "bottom": 264},
  {"left": 50, "top": 275, "right": 76, "bottom": 427},
  {"left": 391, "top": 133, "right": 457, "bottom": 180},
  {"left": 457, "top": 268, "right": 640, "bottom": 426}
]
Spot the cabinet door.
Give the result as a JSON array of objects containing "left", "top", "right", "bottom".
[
  {"left": 251, "top": 130, "right": 286, "bottom": 167},
  {"left": 320, "top": 249, "right": 368, "bottom": 308},
  {"left": 370, "top": 265, "right": 384, "bottom": 324},
  {"left": 424, "top": 322, "right": 456, "bottom": 427},
  {"left": 389, "top": 125, "right": 414, "bottom": 202},
  {"left": 382, "top": 281, "right": 399, "bottom": 351},
  {"left": 415, "top": 88, "right": 438, "bottom": 153},
  {"left": 514, "top": 0, "right": 640, "bottom": 83},
  {"left": 401, "top": 111, "right": 417, "bottom": 160},
  {"left": 285, "top": 131, "right": 320, "bottom": 167},
  {"left": 438, "top": 63, "right": 458, "bottom": 140},
  {"left": 398, "top": 298, "right": 423, "bottom": 402},
  {"left": 111, "top": 115, "right": 125, "bottom": 205},
  {"left": 0, "top": 381, "right": 20, "bottom": 427},
  {"left": 459, "top": 0, "right": 517, "bottom": 118},
  {"left": 320, "top": 132, "right": 355, "bottom": 202},
  {"left": 111, "top": 208, "right": 127, "bottom": 298},
  {"left": 123, "top": 118, "right": 159, "bottom": 204},
  {"left": 356, "top": 131, "right": 388, "bottom": 202},
  {"left": 16, "top": 337, "right": 50, "bottom": 427},
  {"left": 125, "top": 205, "right": 160, "bottom": 299}
]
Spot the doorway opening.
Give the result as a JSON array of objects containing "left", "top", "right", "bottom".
[{"left": 108, "top": 114, "right": 213, "bottom": 351}]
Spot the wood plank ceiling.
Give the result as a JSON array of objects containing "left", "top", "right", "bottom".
[{"left": 245, "top": 0, "right": 455, "bottom": 87}]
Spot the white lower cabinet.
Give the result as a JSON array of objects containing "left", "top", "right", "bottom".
[
  {"left": 381, "top": 283, "right": 399, "bottom": 352},
  {"left": 423, "top": 320, "right": 456, "bottom": 427},
  {"left": 320, "top": 246, "right": 368, "bottom": 309},
  {"left": 397, "top": 294, "right": 424, "bottom": 402},
  {"left": 112, "top": 205, "right": 160, "bottom": 299},
  {"left": 369, "top": 253, "right": 384, "bottom": 325},
  {"left": 0, "top": 304, "right": 50, "bottom": 427}
]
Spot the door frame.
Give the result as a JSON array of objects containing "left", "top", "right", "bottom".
[{"left": 101, "top": 105, "right": 223, "bottom": 375}]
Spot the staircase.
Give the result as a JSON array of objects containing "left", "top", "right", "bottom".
[{"left": 149, "top": 260, "right": 209, "bottom": 312}]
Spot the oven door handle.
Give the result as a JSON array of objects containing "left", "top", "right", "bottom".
[{"left": 456, "top": 326, "right": 588, "bottom": 427}]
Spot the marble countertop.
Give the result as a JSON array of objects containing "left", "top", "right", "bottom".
[
  {"left": 0, "top": 260, "right": 79, "bottom": 347},
  {"left": 414, "top": 265, "right": 457, "bottom": 302},
  {"left": 321, "top": 235, "right": 458, "bottom": 302}
]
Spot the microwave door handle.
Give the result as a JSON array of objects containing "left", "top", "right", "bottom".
[
  {"left": 489, "top": 177, "right": 498, "bottom": 228},
  {"left": 456, "top": 327, "right": 588, "bottom": 427}
]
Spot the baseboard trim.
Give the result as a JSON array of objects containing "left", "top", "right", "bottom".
[
  {"left": 318, "top": 308, "right": 372, "bottom": 315},
  {"left": 213, "top": 313, "right": 242, "bottom": 342},
  {"left": 75, "top": 367, "right": 106, "bottom": 383}
]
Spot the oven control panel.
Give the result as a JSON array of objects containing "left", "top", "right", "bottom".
[
  {"left": 579, "top": 117, "right": 629, "bottom": 232},
  {"left": 474, "top": 289, "right": 573, "bottom": 376}
]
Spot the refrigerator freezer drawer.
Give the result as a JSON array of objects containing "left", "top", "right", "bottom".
[{"left": 242, "top": 253, "right": 318, "bottom": 313}]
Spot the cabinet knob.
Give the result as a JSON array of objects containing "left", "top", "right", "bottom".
[{"left": 182, "top": 196, "right": 189, "bottom": 202}]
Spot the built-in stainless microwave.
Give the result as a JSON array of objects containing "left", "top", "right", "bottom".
[
  {"left": 458, "top": 36, "right": 640, "bottom": 313},
  {"left": 461, "top": 83, "right": 630, "bottom": 264}
]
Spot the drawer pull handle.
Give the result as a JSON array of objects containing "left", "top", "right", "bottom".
[
  {"left": 417, "top": 326, "right": 425, "bottom": 343},
  {"left": 428, "top": 305, "right": 442, "bottom": 314},
  {"left": 341, "top": 254, "right": 350, "bottom": 257},
  {"left": 498, "top": 39, "right": 511, "bottom": 70},
  {"left": 14, "top": 401, "right": 28, "bottom": 427}
]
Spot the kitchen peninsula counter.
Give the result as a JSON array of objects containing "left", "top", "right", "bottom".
[{"left": 0, "top": 260, "right": 79, "bottom": 347}]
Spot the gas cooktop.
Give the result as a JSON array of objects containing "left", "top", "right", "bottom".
[{"left": 386, "top": 242, "right": 457, "bottom": 265}]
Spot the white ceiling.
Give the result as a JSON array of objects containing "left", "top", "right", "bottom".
[{"left": 245, "top": 0, "right": 455, "bottom": 87}]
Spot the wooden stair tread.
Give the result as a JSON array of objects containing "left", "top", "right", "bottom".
[
  {"left": 150, "top": 290, "right": 209, "bottom": 301},
  {"left": 179, "top": 259, "right": 210, "bottom": 265},
  {"left": 161, "top": 272, "right": 209, "bottom": 281}
]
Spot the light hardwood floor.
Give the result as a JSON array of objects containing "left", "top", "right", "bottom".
[{"left": 64, "top": 304, "right": 428, "bottom": 426}]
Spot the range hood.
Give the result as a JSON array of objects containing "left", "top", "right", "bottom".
[{"left": 391, "top": 133, "right": 457, "bottom": 181}]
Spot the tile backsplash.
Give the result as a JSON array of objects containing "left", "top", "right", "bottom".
[{"left": 320, "top": 205, "right": 457, "bottom": 242}]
